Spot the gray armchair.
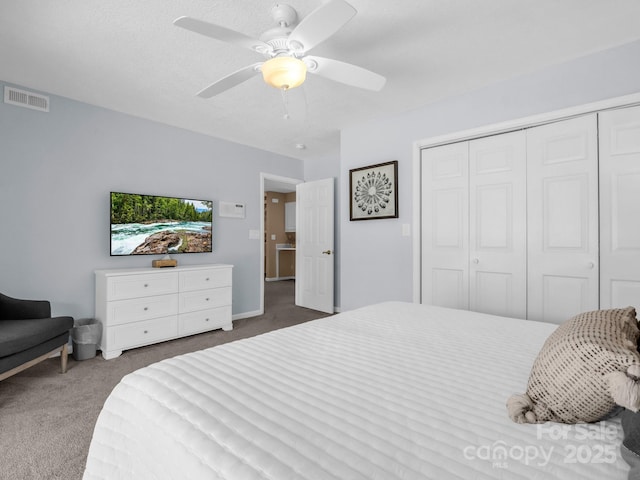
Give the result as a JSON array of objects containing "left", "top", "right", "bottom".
[{"left": 0, "top": 293, "right": 74, "bottom": 381}]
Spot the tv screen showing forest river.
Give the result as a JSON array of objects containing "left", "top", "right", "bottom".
[{"left": 110, "top": 192, "right": 213, "bottom": 256}]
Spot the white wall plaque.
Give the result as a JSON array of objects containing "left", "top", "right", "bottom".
[{"left": 219, "top": 201, "right": 245, "bottom": 218}]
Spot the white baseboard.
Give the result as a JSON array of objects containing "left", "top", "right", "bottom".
[
  {"left": 232, "top": 310, "right": 262, "bottom": 320},
  {"left": 233, "top": 306, "right": 337, "bottom": 319}
]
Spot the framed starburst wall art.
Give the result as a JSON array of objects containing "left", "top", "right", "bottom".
[{"left": 349, "top": 160, "right": 398, "bottom": 221}]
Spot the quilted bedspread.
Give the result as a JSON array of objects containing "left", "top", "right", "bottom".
[{"left": 83, "top": 302, "right": 629, "bottom": 479}]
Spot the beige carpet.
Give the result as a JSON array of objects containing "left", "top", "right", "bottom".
[{"left": 0, "top": 280, "right": 329, "bottom": 480}]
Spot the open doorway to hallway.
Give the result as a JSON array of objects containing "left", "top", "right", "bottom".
[
  {"left": 260, "top": 174, "right": 302, "bottom": 314},
  {"left": 264, "top": 190, "right": 296, "bottom": 282},
  {"left": 264, "top": 279, "right": 295, "bottom": 313}
]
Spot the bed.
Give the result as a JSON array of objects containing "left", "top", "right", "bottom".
[{"left": 83, "top": 302, "right": 629, "bottom": 479}]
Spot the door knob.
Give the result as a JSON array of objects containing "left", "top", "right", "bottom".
[
  {"left": 472, "top": 258, "right": 479, "bottom": 264},
  {"left": 588, "top": 262, "right": 595, "bottom": 269},
  {"left": 322, "top": 250, "right": 332, "bottom": 255}
]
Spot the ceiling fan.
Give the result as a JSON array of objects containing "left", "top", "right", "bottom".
[{"left": 174, "top": 0, "right": 386, "bottom": 98}]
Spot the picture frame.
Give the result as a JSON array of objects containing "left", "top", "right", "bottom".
[{"left": 349, "top": 160, "right": 398, "bottom": 221}]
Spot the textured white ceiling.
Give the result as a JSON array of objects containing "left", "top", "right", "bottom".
[{"left": 2, "top": 0, "right": 640, "bottom": 161}]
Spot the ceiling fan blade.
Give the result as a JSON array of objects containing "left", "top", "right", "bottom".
[
  {"left": 305, "top": 56, "right": 386, "bottom": 91},
  {"left": 287, "top": 0, "right": 356, "bottom": 53},
  {"left": 196, "top": 63, "right": 263, "bottom": 98},
  {"left": 174, "top": 16, "right": 272, "bottom": 54}
]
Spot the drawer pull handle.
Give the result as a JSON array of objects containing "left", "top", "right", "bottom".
[
  {"left": 205, "top": 277, "right": 210, "bottom": 281},
  {"left": 144, "top": 330, "right": 148, "bottom": 334},
  {"left": 144, "top": 284, "right": 149, "bottom": 287},
  {"left": 205, "top": 318, "right": 210, "bottom": 322},
  {"left": 205, "top": 298, "right": 210, "bottom": 301},
  {"left": 144, "top": 307, "right": 149, "bottom": 311}
]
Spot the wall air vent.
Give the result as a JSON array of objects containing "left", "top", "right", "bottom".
[{"left": 4, "top": 86, "right": 49, "bottom": 112}]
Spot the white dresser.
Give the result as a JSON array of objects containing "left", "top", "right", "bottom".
[{"left": 95, "top": 264, "right": 233, "bottom": 359}]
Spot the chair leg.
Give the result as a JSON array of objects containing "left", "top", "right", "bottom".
[{"left": 60, "top": 343, "right": 68, "bottom": 374}]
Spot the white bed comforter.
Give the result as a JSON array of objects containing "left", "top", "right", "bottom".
[{"left": 83, "top": 302, "right": 629, "bottom": 479}]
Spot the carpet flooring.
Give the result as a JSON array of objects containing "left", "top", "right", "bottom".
[{"left": 0, "top": 280, "right": 329, "bottom": 480}]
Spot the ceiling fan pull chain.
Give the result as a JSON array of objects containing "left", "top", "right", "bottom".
[{"left": 280, "top": 87, "right": 290, "bottom": 120}]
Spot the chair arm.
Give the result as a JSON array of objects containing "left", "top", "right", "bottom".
[{"left": 0, "top": 293, "right": 51, "bottom": 320}]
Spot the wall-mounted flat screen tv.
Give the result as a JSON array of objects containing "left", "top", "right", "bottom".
[{"left": 110, "top": 192, "right": 213, "bottom": 256}]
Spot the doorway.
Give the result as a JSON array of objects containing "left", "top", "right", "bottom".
[{"left": 260, "top": 173, "right": 303, "bottom": 315}]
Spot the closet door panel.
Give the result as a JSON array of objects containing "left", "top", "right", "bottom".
[
  {"left": 600, "top": 106, "right": 640, "bottom": 309},
  {"left": 527, "top": 114, "right": 599, "bottom": 323},
  {"left": 469, "top": 131, "right": 527, "bottom": 319},
  {"left": 431, "top": 268, "right": 466, "bottom": 308},
  {"left": 421, "top": 142, "right": 469, "bottom": 309},
  {"left": 542, "top": 275, "right": 590, "bottom": 322},
  {"left": 544, "top": 175, "right": 587, "bottom": 248}
]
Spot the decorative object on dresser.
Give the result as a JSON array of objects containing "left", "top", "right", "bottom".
[
  {"left": 0, "top": 292, "right": 74, "bottom": 380},
  {"left": 349, "top": 160, "right": 398, "bottom": 221},
  {"left": 151, "top": 258, "right": 178, "bottom": 268},
  {"left": 95, "top": 264, "right": 233, "bottom": 359}
]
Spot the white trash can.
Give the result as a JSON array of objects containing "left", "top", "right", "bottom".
[{"left": 71, "top": 318, "right": 102, "bottom": 361}]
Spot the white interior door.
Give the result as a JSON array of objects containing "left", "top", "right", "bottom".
[
  {"left": 599, "top": 106, "right": 640, "bottom": 310},
  {"left": 527, "top": 114, "right": 599, "bottom": 323},
  {"left": 469, "top": 131, "right": 527, "bottom": 318},
  {"left": 295, "top": 178, "right": 334, "bottom": 313},
  {"left": 421, "top": 142, "right": 469, "bottom": 309}
]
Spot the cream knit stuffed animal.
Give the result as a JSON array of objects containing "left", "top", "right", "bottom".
[{"left": 507, "top": 307, "right": 640, "bottom": 424}]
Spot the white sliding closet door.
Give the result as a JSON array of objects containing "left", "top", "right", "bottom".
[
  {"left": 526, "top": 114, "right": 599, "bottom": 323},
  {"left": 421, "top": 142, "right": 469, "bottom": 309},
  {"left": 421, "top": 133, "right": 527, "bottom": 317},
  {"left": 599, "top": 106, "right": 640, "bottom": 310},
  {"left": 469, "top": 131, "right": 527, "bottom": 318}
]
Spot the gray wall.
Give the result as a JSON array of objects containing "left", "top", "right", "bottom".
[
  {"left": 0, "top": 83, "right": 303, "bottom": 319},
  {"left": 340, "top": 39, "right": 640, "bottom": 311}
]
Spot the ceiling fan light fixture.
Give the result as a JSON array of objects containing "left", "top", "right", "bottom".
[{"left": 261, "top": 57, "right": 307, "bottom": 90}]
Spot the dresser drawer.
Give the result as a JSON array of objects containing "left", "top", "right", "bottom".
[
  {"left": 107, "top": 272, "right": 178, "bottom": 300},
  {"left": 108, "top": 294, "right": 179, "bottom": 326},
  {"left": 179, "top": 287, "right": 231, "bottom": 313},
  {"left": 107, "top": 316, "right": 178, "bottom": 350},
  {"left": 179, "top": 306, "right": 232, "bottom": 336},
  {"left": 179, "top": 268, "right": 232, "bottom": 292}
]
